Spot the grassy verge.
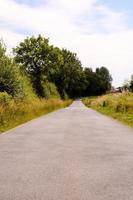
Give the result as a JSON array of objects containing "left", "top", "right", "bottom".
[
  {"left": 83, "top": 92, "right": 133, "bottom": 127},
  {"left": 0, "top": 98, "right": 72, "bottom": 133}
]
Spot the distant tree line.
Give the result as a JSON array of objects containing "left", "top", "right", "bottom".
[
  {"left": 0, "top": 35, "right": 112, "bottom": 99},
  {"left": 122, "top": 75, "right": 133, "bottom": 92}
]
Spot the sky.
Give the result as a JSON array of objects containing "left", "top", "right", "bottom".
[{"left": 0, "top": 0, "right": 133, "bottom": 86}]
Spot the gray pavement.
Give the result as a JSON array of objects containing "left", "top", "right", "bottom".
[{"left": 0, "top": 100, "right": 133, "bottom": 200}]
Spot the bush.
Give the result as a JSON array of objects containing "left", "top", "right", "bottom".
[
  {"left": 84, "top": 92, "right": 133, "bottom": 114},
  {"left": 43, "top": 81, "right": 60, "bottom": 99},
  {"left": 18, "top": 73, "right": 37, "bottom": 100},
  {"left": 0, "top": 98, "right": 72, "bottom": 132},
  {"left": 0, "top": 92, "right": 12, "bottom": 106},
  {"left": 0, "top": 41, "right": 36, "bottom": 99},
  {"left": 0, "top": 61, "right": 36, "bottom": 99},
  {"left": 83, "top": 92, "right": 133, "bottom": 127}
]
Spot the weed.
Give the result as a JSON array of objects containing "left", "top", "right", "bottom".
[
  {"left": 83, "top": 92, "right": 133, "bottom": 127},
  {"left": 0, "top": 97, "right": 72, "bottom": 133}
]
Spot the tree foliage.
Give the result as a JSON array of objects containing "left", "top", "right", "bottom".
[
  {"left": 95, "top": 66, "right": 112, "bottom": 94},
  {"left": 12, "top": 35, "right": 113, "bottom": 98},
  {"left": 130, "top": 75, "right": 133, "bottom": 91},
  {"left": 13, "top": 35, "right": 63, "bottom": 97},
  {"left": 0, "top": 41, "right": 36, "bottom": 99},
  {"left": 51, "top": 49, "right": 83, "bottom": 98}
]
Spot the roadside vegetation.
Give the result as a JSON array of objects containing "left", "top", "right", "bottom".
[
  {"left": 1, "top": 34, "right": 133, "bottom": 131},
  {"left": 83, "top": 92, "right": 133, "bottom": 127},
  {"left": 0, "top": 34, "right": 113, "bottom": 132},
  {"left": 13, "top": 35, "right": 112, "bottom": 98},
  {"left": 0, "top": 92, "right": 71, "bottom": 132}
]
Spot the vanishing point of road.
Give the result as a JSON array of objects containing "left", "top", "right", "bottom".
[{"left": 0, "top": 100, "right": 133, "bottom": 200}]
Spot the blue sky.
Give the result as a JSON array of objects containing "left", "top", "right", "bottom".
[
  {"left": 100, "top": 0, "right": 133, "bottom": 11},
  {"left": 15, "top": 0, "right": 133, "bottom": 9},
  {"left": 15, "top": 0, "right": 46, "bottom": 6},
  {"left": 0, "top": 0, "right": 133, "bottom": 86},
  {"left": 15, "top": 0, "right": 133, "bottom": 18},
  {"left": 100, "top": 0, "right": 133, "bottom": 27}
]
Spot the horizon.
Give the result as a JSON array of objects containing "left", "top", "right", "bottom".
[{"left": 0, "top": 0, "right": 133, "bottom": 87}]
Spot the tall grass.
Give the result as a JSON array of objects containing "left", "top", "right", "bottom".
[
  {"left": 83, "top": 92, "right": 133, "bottom": 127},
  {"left": 0, "top": 93, "right": 72, "bottom": 133}
]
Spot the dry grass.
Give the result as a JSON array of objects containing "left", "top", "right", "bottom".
[
  {"left": 0, "top": 98, "right": 72, "bottom": 133},
  {"left": 83, "top": 92, "right": 133, "bottom": 127}
]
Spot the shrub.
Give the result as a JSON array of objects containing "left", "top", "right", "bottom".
[
  {"left": 0, "top": 60, "right": 36, "bottom": 98},
  {"left": 84, "top": 92, "right": 133, "bottom": 114},
  {"left": 0, "top": 41, "right": 36, "bottom": 99},
  {"left": 0, "top": 98, "right": 72, "bottom": 132},
  {"left": 43, "top": 81, "right": 60, "bottom": 99},
  {"left": 0, "top": 92, "right": 12, "bottom": 106}
]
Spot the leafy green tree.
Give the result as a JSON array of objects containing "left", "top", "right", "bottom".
[
  {"left": 0, "top": 41, "right": 35, "bottom": 98},
  {"left": 53, "top": 49, "right": 83, "bottom": 98},
  {"left": 83, "top": 68, "right": 99, "bottom": 96},
  {"left": 0, "top": 61, "right": 21, "bottom": 97},
  {"left": 0, "top": 42, "right": 21, "bottom": 96},
  {"left": 13, "top": 35, "right": 63, "bottom": 97},
  {"left": 123, "top": 80, "right": 130, "bottom": 91},
  {"left": 13, "top": 35, "right": 113, "bottom": 98},
  {"left": 95, "top": 66, "right": 112, "bottom": 94},
  {"left": 130, "top": 75, "right": 133, "bottom": 92},
  {"left": 82, "top": 66, "right": 112, "bottom": 96}
]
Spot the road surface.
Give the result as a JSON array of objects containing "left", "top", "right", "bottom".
[{"left": 0, "top": 100, "right": 133, "bottom": 200}]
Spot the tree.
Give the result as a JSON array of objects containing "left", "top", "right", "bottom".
[
  {"left": 123, "top": 80, "right": 130, "bottom": 91},
  {"left": 0, "top": 41, "right": 26, "bottom": 97},
  {"left": 95, "top": 66, "right": 112, "bottom": 94},
  {"left": 53, "top": 49, "right": 83, "bottom": 98},
  {"left": 130, "top": 75, "right": 133, "bottom": 92},
  {"left": 83, "top": 68, "right": 98, "bottom": 96},
  {"left": 13, "top": 35, "right": 113, "bottom": 98},
  {"left": 13, "top": 35, "right": 63, "bottom": 97}
]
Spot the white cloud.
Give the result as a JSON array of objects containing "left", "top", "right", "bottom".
[
  {"left": 95, "top": 5, "right": 127, "bottom": 33},
  {"left": 0, "top": 28, "right": 25, "bottom": 54},
  {"left": 0, "top": 0, "right": 133, "bottom": 86}
]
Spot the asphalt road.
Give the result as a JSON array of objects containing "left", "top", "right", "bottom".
[{"left": 0, "top": 100, "right": 133, "bottom": 200}]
